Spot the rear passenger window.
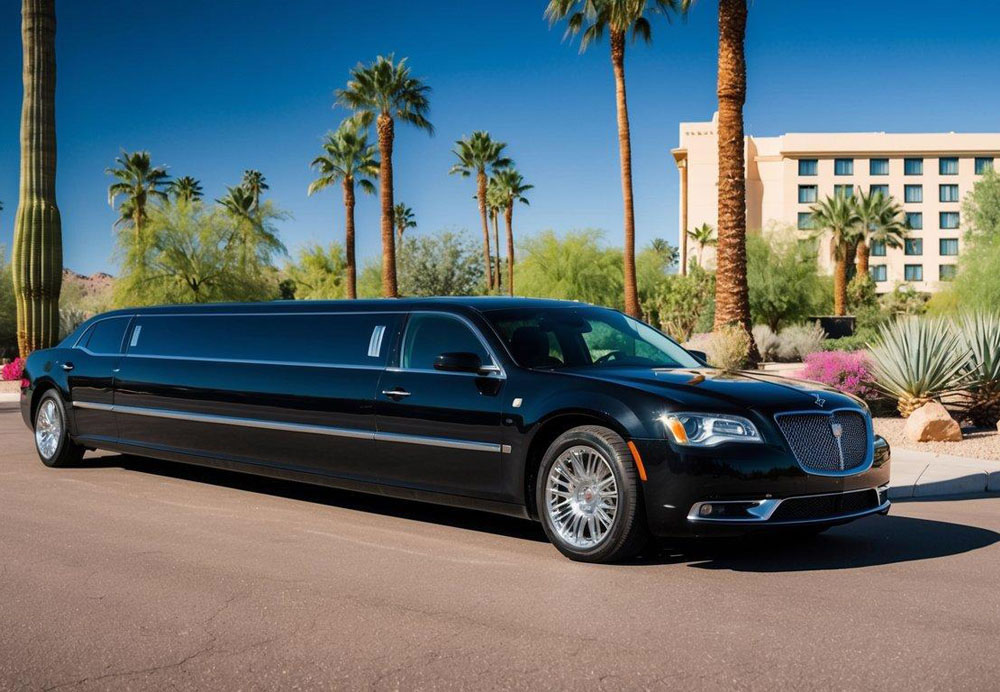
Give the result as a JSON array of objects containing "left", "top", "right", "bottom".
[
  {"left": 401, "top": 314, "right": 491, "bottom": 370},
  {"left": 82, "top": 317, "right": 130, "bottom": 355},
  {"left": 128, "top": 313, "right": 399, "bottom": 366}
]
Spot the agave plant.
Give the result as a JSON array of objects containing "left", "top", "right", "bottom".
[
  {"left": 867, "top": 317, "right": 972, "bottom": 417},
  {"left": 955, "top": 312, "right": 1000, "bottom": 426}
]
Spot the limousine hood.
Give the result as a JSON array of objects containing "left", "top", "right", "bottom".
[{"left": 556, "top": 366, "right": 862, "bottom": 414}]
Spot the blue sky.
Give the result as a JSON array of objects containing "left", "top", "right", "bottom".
[{"left": 1, "top": 0, "right": 999, "bottom": 275}]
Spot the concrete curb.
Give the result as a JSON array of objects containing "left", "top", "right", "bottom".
[
  {"left": 0, "top": 392, "right": 20, "bottom": 403},
  {"left": 889, "top": 448, "right": 1000, "bottom": 500}
]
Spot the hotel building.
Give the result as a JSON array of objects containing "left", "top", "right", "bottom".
[{"left": 671, "top": 113, "right": 1000, "bottom": 292}]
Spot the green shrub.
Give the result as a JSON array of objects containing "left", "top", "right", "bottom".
[
  {"left": 645, "top": 264, "right": 714, "bottom": 342},
  {"left": 746, "top": 229, "right": 826, "bottom": 331}
]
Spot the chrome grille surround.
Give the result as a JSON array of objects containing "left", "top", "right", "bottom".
[{"left": 774, "top": 407, "right": 874, "bottom": 477}]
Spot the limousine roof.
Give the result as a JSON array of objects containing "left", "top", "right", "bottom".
[{"left": 94, "top": 296, "right": 588, "bottom": 319}]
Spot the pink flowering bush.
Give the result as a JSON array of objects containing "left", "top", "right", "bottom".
[
  {"left": 797, "top": 350, "right": 876, "bottom": 401},
  {"left": 1, "top": 357, "right": 25, "bottom": 382}
]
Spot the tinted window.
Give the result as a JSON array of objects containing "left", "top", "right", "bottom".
[
  {"left": 400, "top": 314, "right": 491, "bottom": 370},
  {"left": 83, "top": 317, "right": 129, "bottom": 355},
  {"left": 129, "top": 313, "right": 399, "bottom": 366}
]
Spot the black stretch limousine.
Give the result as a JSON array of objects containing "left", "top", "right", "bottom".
[{"left": 20, "top": 298, "right": 890, "bottom": 562}]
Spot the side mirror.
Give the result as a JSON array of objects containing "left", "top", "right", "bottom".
[
  {"left": 434, "top": 351, "right": 483, "bottom": 374},
  {"left": 687, "top": 349, "right": 708, "bottom": 365}
]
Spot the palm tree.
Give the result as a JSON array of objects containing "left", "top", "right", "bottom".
[
  {"left": 714, "top": 0, "right": 755, "bottom": 362},
  {"left": 392, "top": 203, "right": 416, "bottom": 244},
  {"left": 686, "top": 223, "right": 716, "bottom": 268},
  {"left": 854, "top": 191, "right": 906, "bottom": 278},
  {"left": 241, "top": 169, "right": 269, "bottom": 211},
  {"left": 168, "top": 176, "right": 203, "bottom": 203},
  {"left": 308, "top": 117, "right": 379, "bottom": 299},
  {"left": 545, "top": 0, "right": 690, "bottom": 318},
  {"left": 492, "top": 168, "right": 533, "bottom": 296},
  {"left": 486, "top": 179, "right": 505, "bottom": 291},
  {"left": 810, "top": 194, "right": 861, "bottom": 316},
  {"left": 13, "top": 0, "right": 62, "bottom": 356},
  {"left": 217, "top": 184, "right": 255, "bottom": 220},
  {"left": 106, "top": 150, "right": 170, "bottom": 239},
  {"left": 449, "top": 132, "right": 512, "bottom": 290},
  {"left": 650, "top": 237, "right": 679, "bottom": 268},
  {"left": 336, "top": 55, "right": 433, "bottom": 298},
  {"left": 216, "top": 184, "right": 285, "bottom": 272}
]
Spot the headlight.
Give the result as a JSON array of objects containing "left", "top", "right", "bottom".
[{"left": 659, "top": 412, "right": 762, "bottom": 447}]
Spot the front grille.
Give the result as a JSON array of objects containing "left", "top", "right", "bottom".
[
  {"left": 769, "top": 489, "right": 880, "bottom": 522},
  {"left": 775, "top": 410, "right": 870, "bottom": 473}
]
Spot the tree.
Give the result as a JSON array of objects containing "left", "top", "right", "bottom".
[
  {"left": 336, "top": 55, "right": 433, "bottom": 297},
  {"left": 714, "top": 0, "right": 756, "bottom": 363},
  {"left": 746, "top": 231, "right": 825, "bottom": 332},
  {"left": 168, "top": 176, "right": 203, "bottom": 203},
  {"left": 486, "top": 179, "right": 504, "bottom": 291},
  {"left": 854, "top": 190, "right": 906, "bottom": 278},
  {"left": 449, "top": 131, "right": 511, "bottom": 290},
  {"left": 308, "top": 116, "right": 379, "bottom": 299},
  {"left": 491, "top": 168, "right": 533, "bottom": 295},
  {"left": 963, "top": 167, "right": 1000, "bottom": 240},
  {"left": 0, "top": 246, "right": 18, "bottom": 357},
  {"left": 649, "top": 237, "right": 679, "bottom": 267},
  {"left": 515, "top": 229, "right": 623, "bottom": 308},
  {"left": 13, "top": 0, "right": 62, "bottom": 356},
  {"left": 284, "top": 243, "right": 349, "bottom": 299},
  {"left": 106, "top": 150, "right": 170, "bottom": 239},
  {"left": 545, "top": 0, "right": 690, "bottom": 318},
  {"left": 397, "top": 230, "right": 485, "bottom": 296},
  {"left": 216, "top": 185, "right": 286, "bottom": 273},
  {"left": 241, "top": 170, "right": 268, "bottom": 211},
  {"left": 392, "top": 203, "right": 416, "bottom": 243},
  {"left": 809, "top": 194, "right": 860, "bottom": 316},
  {"left": 686, "top": 222, "right": 716, "bottom": 268}
]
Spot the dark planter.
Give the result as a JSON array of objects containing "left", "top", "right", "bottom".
[{"left": 812, "top": 316, "right": 856, "bottom": 339}]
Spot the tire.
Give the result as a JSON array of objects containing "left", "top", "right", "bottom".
[
  {"left": 536, "top": 425, "right": 649, "bottom": 563},
  {"left": 33, "top": 390, "right": 84, "bottom": 468}
]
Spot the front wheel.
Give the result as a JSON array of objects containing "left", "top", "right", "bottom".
[
  {"left": 536, "top": 425, "right": 649, "bottom": 563},
  {"left": 34, "top": 391, "right": 84, "bottom": 468}
]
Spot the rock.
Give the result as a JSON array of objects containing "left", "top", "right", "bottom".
[{"left": 903, "top": 401, "right": 962, "bottom": 443}]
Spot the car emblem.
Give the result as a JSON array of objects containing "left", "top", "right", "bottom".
[
  {"left": 813, "top": 393, "right": 826, "bottom": 408},
  {"left": 830, "top": 422, "right": 843, "bottom": 439}
]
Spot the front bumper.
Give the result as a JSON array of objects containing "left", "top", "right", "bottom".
[{"left": 630, "top": 435, "right": 891, "bottom": 537}]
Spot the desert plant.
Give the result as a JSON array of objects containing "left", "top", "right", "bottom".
[
  {"left": 647, "top": 265, "right": 714, "bottom": 342},
  {"left": 708, "top": 324, "right": 752, "bottom": 370},
  {"left": 798, "top": 350, "right": 876, "bottom": 401},
  {"left": 868, "top": 317, "right": 972, "bottom": 417},
  {"left": 2, "top": 356, "right": 25, "bottom": 381},
  {"left": 58, "top": 307, "right": 86, "bottom": 340},
  {"left": 752, "top": 324, "right": 780, "bottom": 362},
  {"left": 955, "top": 312, "right": 1000, "bottom": 426},
  {"left": 777, "top": 322, "right": 827, "bottom": 362}
]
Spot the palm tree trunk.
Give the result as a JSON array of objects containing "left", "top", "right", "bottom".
[
  {"left": 477, "top": 171, "right": 493, "bottom": 290},
  {"left": 492, "top": 208, "right": 501, "bottom": 291},
  {"left": 856, "top": 240, "right": 869, "bottom": 279},
  {"left": 834, "top": 245, "right": 848, "bottom": 316},
  {"left": 610, "top": 30, "right": 639, "bottom": 318},
  {"left": 714, "top": 0, "right": 759, "bottom": 362},
  {"left": 376, "top": 114, "right": 398, "bottom": 297},
  {"left": 342, "top": 178, "right": 357, "bottom": 299},
  {"left": 12, "top": 0, "right": 61, "bottom": 357},
  {"left": 505, "top": 204, "right": 515, "bottom": 297}
]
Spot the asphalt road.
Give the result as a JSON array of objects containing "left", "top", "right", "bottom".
[{"left": 3, "top": 401, "right": 1000, "bottom": 690}]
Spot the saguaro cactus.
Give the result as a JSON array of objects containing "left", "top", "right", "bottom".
[{"left": 12, "top": 0, "right": 62, "bottom": 357}]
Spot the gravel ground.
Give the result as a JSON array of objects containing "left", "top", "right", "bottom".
[{"left": 874, "top": 416, "right": 1000, "bottom": 460}]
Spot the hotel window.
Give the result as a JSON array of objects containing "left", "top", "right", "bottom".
[
  {"left": 904, "top": 264, "right": 923, "bottom": 282},
  {"left": 869, "top": 158, "right": 889, "bottom": 175},
  {"left": 870, "top": 240, "right": 887, "bottom": 257},
  {"left": 939, "top": 184, "right": 959, "bottom": 203},
  {"left": 871, "top": 265, "right": 887, "bottom": 283},
  {"left": 904, "top": 238, "right": 923, "bottom": 256},
  {"left": 975, "top": 157, "right": 994, "bottom": 174},
  {"left": 939, "top": 238, "right": 959, "bottom": 256},
  {"left": 798, "top": 185, "right": 818, "bottom": 203},
  {"left": 870, "top": 184, "right": 889, "bottom": 197},
  {"left": 940, "top": 211, "right": 960, "bottom": 229},
  {"left": 939, "top": 157, "right": 959, "bottom": 175},
  {"left": 905, "top": 212, "right": 923, "bottom": 229},
  {"left": 904, "top": 185, "right": 923, "bottom": 203},
  {"left": 834, "top": 158, "right": 853, "bottom": 176},
  {"left": 904, "top": 158, "right": 923, "bottom": 175},
  {"left": 798, "top": 159, "right": 818, "bottom": 176},
  {"left": 939, "top": 265, "right": 957, "bottom": 281},
  {"left": 834, "top": 184, "right": 854, "bottom": 198},
  {"left": 797, "top": 212, "right": 814, "bottom": 230}
]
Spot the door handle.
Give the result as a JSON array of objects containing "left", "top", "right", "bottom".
[
  {"left": 381, "top": 388, "right": 411, "bottom": 399},
  {"left": 61, "top": 362, "right": 74, "bottom": 371}
]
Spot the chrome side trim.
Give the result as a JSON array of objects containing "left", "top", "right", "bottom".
[
  {"left": 120, "top": 353, "right": 386, "bottom": 370},
  {"left": 687, "top": 486, "right": 888, "bottom": 524},
  {"left": 773, "top": 407, "right": 876, "bottom": 478},
  {"left": 71, "top": 401, "right": 506, "bottom": 453}
]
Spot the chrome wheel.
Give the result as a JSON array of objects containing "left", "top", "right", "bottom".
[
  {"left": 35, "top": 399, "right": 62, "bottom": 460},
  {"left": 545, "top": 445, "right": 619, "bottom": 549}
]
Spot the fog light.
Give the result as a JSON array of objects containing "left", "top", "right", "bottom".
[{"left": 699, "top": 504, "right": 713, "bottom": 517}]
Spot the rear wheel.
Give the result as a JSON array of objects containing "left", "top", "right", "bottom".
[
  {"left": 536, "top": 425, "right": 648, "bottom": 563},
  {"left": 34, "top": 391, "right": 84, "bottom": 468}
]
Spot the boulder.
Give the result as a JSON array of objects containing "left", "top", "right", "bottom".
[{"left": 903, "top": 401, "right": 962, "bottom": 443}]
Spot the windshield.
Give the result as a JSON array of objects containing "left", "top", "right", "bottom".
[{"left": 485, "top": 306, "right": 702, "bottom": 370}]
